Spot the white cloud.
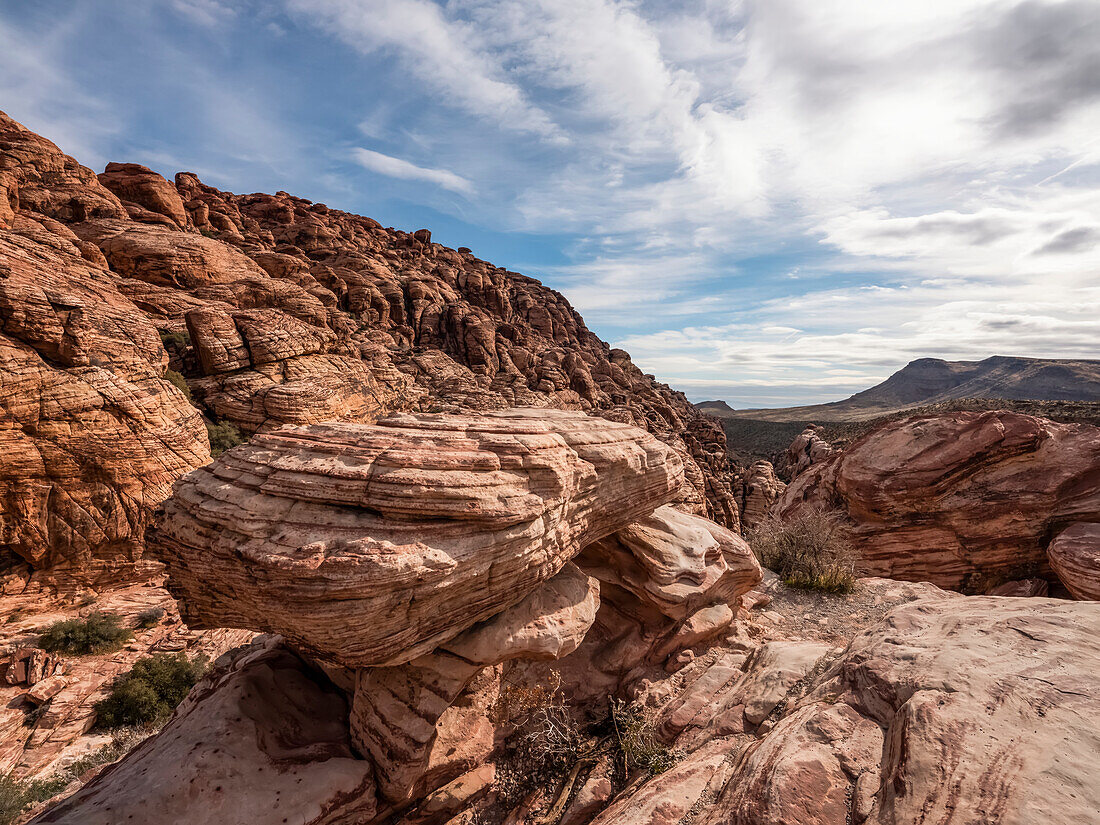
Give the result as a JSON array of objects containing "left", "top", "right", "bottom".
[
  {"left": 169, "top": 0, "right": 237, "bottom": 27},
  {"left": 284, "top": 0, "right": 562, "bottom": 139},
  {"left": 351, "top": 147, "right": 473, "bottom": 194}
]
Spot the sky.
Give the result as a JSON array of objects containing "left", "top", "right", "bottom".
[{"left": 1, "top": 0, "right": 1097, "bottom": 407}]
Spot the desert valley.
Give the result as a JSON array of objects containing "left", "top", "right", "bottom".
[{"left": 0, "top": 107, "right": 1095, "bottom": 825}]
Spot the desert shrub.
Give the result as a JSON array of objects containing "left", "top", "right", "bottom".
[
  {"left": 38, "top": 612, "right": 131, "bottom": 656},
  {"left": 93, "top": 653, "right": 206, "bottom": 730},
  {"left": 158, "top": 329, "right": 191, "bottom": 352},
  {"left": 164, "top": 369, "right": 192, "bottom": 403},
  {"left": 135, "top": 607, "right": 166, "bottom": 629},
  {"left": 610, "top": 698, "right": 675, "bottom": 775},
  {"left": 492, "top": 671, "right": 583, "bottom": 771},
  {"left": 65, "top": 728, "right": 148, "bottom": 778},
  {"left": 748, "top": 508, "right": 858, "bottom": 594},
  {"left": 0, "top": 773, "right": 69, "bottom": 824},
  {"left": 206, "top": 421, "right": 245, "bottom": 457}
]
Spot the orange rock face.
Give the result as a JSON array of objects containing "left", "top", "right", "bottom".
[
  {"left": 0, "top": 108, "right": 743, "bottom": 586},
  {"left": 775, "top": 411, "right": 1100, "bottom": 591},
  {"left": 0, "top": 220, "right": 209, "bottom": 583}
]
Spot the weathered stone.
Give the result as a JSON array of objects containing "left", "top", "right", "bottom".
[
  {"left": 1047, "top": 522, "right": 1100, "bottom": 600},
  {"left": 152, "top": 410, "right": 678, "bottom": 668},
  {"left": 776, "top": 411, "right": 1100, "bottom": 589}
]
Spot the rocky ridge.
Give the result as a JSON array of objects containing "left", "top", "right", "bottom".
[{"left": 0, "top": 109, "right": 740, "bottom": 587}]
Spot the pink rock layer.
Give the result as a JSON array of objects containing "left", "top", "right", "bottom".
[{"left": 150, "top": 409, "right": 682, "bottom": 667}]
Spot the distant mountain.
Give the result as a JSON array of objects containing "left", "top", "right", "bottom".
[
  {"left": 695, "top": 399, "right": 734, "bottom": 413},
  {"left": 700, "top": 356, "right": 1100, "bottom": 422}
]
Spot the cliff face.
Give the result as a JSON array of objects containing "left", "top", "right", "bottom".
[{"left": 0, "top": 110, "right": 739, "bottom": 581}]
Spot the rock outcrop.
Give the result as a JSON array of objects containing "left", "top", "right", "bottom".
[
  {"left": 784, "top": 425, "right": 834, "bottom": 478},
  {"left": 775, "top": 411, "right": 1100, "bottom": 591},
  {"left": 0, "top": 214, "right": 209, "bottom": 584},
  {"left": 38, "top": 410, "right": 762, "bottom": 824},
  {"left": 34, "top": 639, "right": 377, "bottom": 825},
  {"left": 738, "top": 460, "right": 785, "bottom": 529},
  {"left": 592, "top": 595, "right": 1100, "bottom": 825},
  {"left": 150, "top": 410, "right": 681, "bottom": 667},
  {"left": 0, "top": 109, "right": 743, "bottom": 591},
  {"left": 1046, "top": 522, "right": 1100, "bottom": 600}
]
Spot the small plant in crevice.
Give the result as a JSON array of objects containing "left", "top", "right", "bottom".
[
  {"left": 38, "top": 612, "right": 131, "bottom": 656},
  {"left": 135, "top": 607, "right": 166, "bottom": 629},
  {"left": 164, "top": 369, "right": 193, "bottom": 403},
  {"left": 748, "top": 508, "right": 859, "bottom": 594},
  {"left": 609, "top": 697, "right": 676, "bottom": 776},
  {"left": 158, "top": 329, "right": 191, "bottom": 352},
  {"left": 491, "top": 670, "right": 585, "bottom": 773},
  {"left": 93, "top": 653, "right": 207, "bottom": 730},
  {"left": 206, "top": 421, "right": 246, "bottom": 457}
]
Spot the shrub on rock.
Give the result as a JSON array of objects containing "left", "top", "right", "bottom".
[
  {"left": 205, "top": 421, "right": 245, "bottom": 456},
  {"left": 38, "top": 612, "right": 131, "bottom": 656},
  {"left": 94, "top": 653, "right": 206, "bottom": 730}
]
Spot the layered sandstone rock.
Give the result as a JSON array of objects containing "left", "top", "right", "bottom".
[
  {"left": 1047, "top": 522, "right": 1100, "bottom": 600},
  {"left": 775, "top": 411, "right": 1100, "bottom": 590},
  {"left": 591, "top": 595, "right": 1100, "bottom": 825},
  {"left": 580, "top": 505, "right": 761, "bottom": 622},
  {"left": 150, "top": 409, "right": 681, "bottom": 667},
  {"left": 34, "top": 640, "right": 377, "bottom": 825},
  {"left": 353, "top": 564, "right": 599, "bottom": 803},
  {"left": 784, "top": 425, "right": 834, "bottom": 478},
  {"left": 40, "top": 408, "right": 757, "bottom": 825},
  {"left": 0, "top": 220, "right": 209, "bottom": 583},
  {"left": 739, "top": 461, "right": 785, "bottom": 529}
]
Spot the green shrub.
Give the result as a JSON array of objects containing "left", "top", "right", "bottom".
[
  {"left": 748, "top": 508, "right": 858, "bottom": 594},
  {"left": 0, "top": 773, "right": 69, "bottom": 824},
  {"left": 610, "top": 697, "right": 675, "bottom": 775},
  {"left": 206, "top": 421, "right": 246, "bottom": 457},
  {"left": 94, "top": 653, "right": 206, "bottom": 730},
  {"left": 135, "top": 607, "right": 166, "bottom": 629},
  {"left": 158, "top": 329, "right": 191, "bottom": 352},
  {"left": 163, "top": 369, "right": 192, "bottom": 403},
  {"left": 38, "top": 612, "right": 131, "bottom": 656}
]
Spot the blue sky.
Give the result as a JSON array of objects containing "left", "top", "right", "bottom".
[{"left": 2, "top": 0, "right": 1098, "bottom": 407}]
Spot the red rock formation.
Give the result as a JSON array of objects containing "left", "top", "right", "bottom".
[
  {"left": 784, "top": 425, "right": 834, "bottom": 478},
  {"left": 592, "top": 595, "right": 1099, "bottom": 825},
  {"left": 0, "top": 220, "right": 209, "bottom": 584},
  {"left": 34, "top": 640, "right": 377, "bottom": 825},
  {"left": 1047, "top": 522, "right": 1100, "bottom": 600},
  {"left": 0, "top": 108, "right": 743, "bottom": 587},
  {"left": 739, "top": 460, "right": 785, "bottom": 529},
  {"left": 775, "top": 411, "right": 1100, "bottom": 590}
]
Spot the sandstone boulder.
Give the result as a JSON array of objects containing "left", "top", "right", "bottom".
[
  {"left": 739, "top": 461, "right": 785, "bottom": 529},
  {"left": 784, "top": 426, "right": 834, "bottom": 478},
  {"left": 32, "top": 641, "right": 377, "bottom": 825},
  {"left": 579, "top": 505, "right": 761, "bottom": 621},
  {"left": 151, "top": 409, "right": 681, "bottom": 668},
  {"left": 1047, "top": 522, "right": 1100, "bottom": 600},
  {"left": 775, "top": 411, "right": 1100, "bottom": 589}
]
